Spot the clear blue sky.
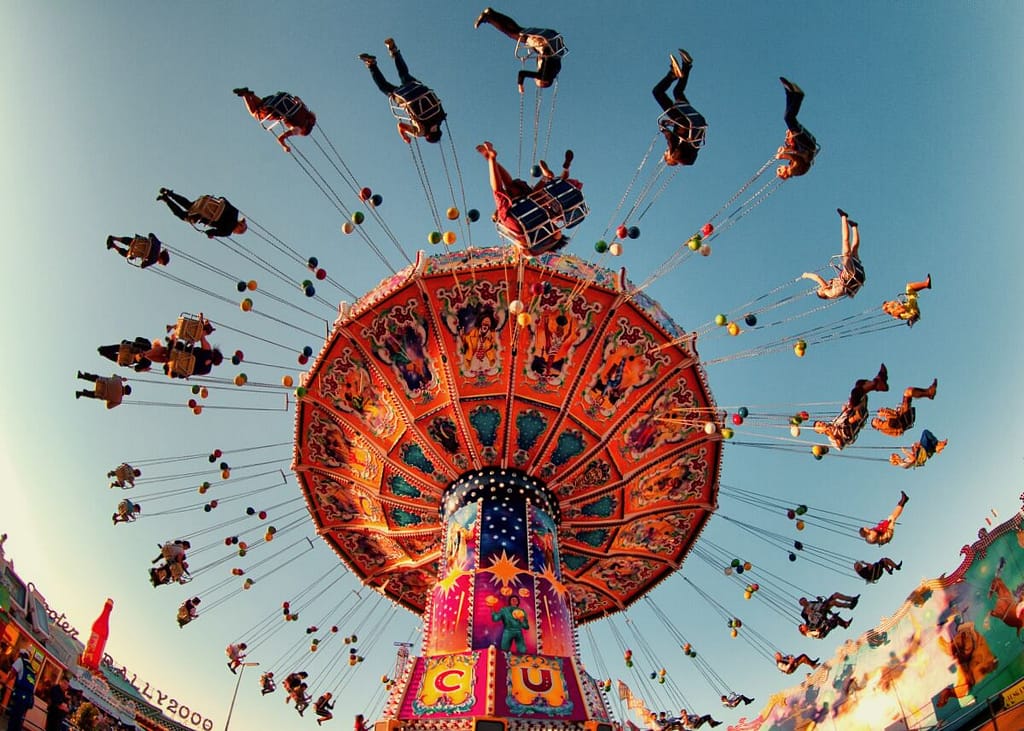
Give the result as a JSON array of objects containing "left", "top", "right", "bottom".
[{"left": 1, "top": 2, "right": 1022, "bottom": 729}]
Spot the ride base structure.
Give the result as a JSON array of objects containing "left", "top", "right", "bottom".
[{"left": 377, "top": 469, "right": 612, "bottom": 727}]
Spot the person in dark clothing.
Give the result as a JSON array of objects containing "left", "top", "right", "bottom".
[
  {"left": 721, "top": 693, "right": 755, "bottom": 708},
  {"left": 233, "top": 88, "right": 316, "bottom": 152},
  {"left": 776, "top": 77, "right": 818, "bottom": 179},
  {"left": 98, "top": 337, "right": 160, "bottom": 373},
  {"left": 854, "top": 557, "right": 902, "bottom": 583},
  {"left": 314, "top": 692, "right": 335, "bottom": 725},
  {"left": 359, "top": 39, "right": 445, "bottom": 143},
  {"left": 157, "top": 189, "right": 247, "bottom": 238},
  {"left": 653, "top": 49, "right": 705, "bottom": 166},
  {"left": 106, "top": 233, "right": 170, "bottom": 267},
  {"left": 45, "top": 676, "right": 70, "bottom": 731},
  {"left": 6, "top": 649, "right": 36, "bottom": 731},
  {"left": 813, "top": 363, "right": 889, "bottom": 449},
  {"left": 474, "top": 8, "right": 564, "bottom": 91}
]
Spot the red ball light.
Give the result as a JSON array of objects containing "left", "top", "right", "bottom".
[
  {"left": 258, "top": 511, "right": 267, "bottom": 520},
  {"left": 298, "top": 354, "right": 309, "bottom": 365},
  {"left": 616, "top": 225, "right": 628, "bottom": 239},
  {"left": 702, "top": 222, "right": 714, "bottom": 237},
  {"left": 359, "top": 187, "right": 371, "bottom": 201},
  {"left": 316, "top": 268, "right": 326, "bottom": 280}
]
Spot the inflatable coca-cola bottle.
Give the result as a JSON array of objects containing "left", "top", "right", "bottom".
[{"left": 80, "top": 598, "right": 113, "bottom": 671}]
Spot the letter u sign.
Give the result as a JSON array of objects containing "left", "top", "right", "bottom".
[{"left": 519, "top": 668, "right": 553, "bottom": 693}]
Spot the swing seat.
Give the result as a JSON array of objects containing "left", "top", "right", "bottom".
[
  {"left": 177, "top": 607, "right": 195, "bottom": 627},
  {"left": 259, "top": 93, "right": 304, "bottom": 131},
  {"left": 388, "top": 83, "right": 446, "bottom": 127},
  {"left": 169, "top": 562, "right": 191, "bottom": 584},
  {"left": 658, "top": 103, "right": 708, "bottom": 148},
  {"left": 167, "top": 350, "right": 196, "bottom": 379},
  {"left": 173, "top": 313, "right": 205, "bottom": 344},
  {"left": 515, "top": 28, "right": 568, "bottom": 60},
  {"left": 828, "top": 395, "right": 868, "bottom": 449},
  {"left": 114, "top": 464, "right": 135, "bottom": 483},
  {"left": 495, "top": 196, "right": 564, "bottom": 255},
  {"left": 116, "top": 343, "right": 137, "bottom": 366},
  {"left": 188, "top": 196, "right": 226, "bottom": 223},
  {"left": 94, "top": 378, "right": 121, "bottom": 400},
  {"left": 829, "top": 255, "right": 866, "bottom": 296},
  {"left": 532, "top": 178, "right": 589, "bottom": 229}
]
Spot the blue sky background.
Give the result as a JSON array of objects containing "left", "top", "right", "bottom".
[{"left": 1, "top": 2, "right": 1022, "bottom": 729}]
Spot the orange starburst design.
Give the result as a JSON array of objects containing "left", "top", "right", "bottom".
[
  {"left": 481, "top": 550, "right": 528, "bottom": 590},
  {"left": 537, "top": 562, "right": 567, "bottom": 596}
]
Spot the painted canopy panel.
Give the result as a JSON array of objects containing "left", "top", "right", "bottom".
[{"left": 294, "top": 248, "right": 722, "bottom": 621}]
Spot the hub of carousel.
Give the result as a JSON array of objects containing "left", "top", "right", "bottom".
[{"left": 293, "top": 247, "right": 723, "bottom": 727}]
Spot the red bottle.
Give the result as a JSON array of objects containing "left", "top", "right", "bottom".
[{"left": 80, "top": 598, "right": 113, "bottom": 671}]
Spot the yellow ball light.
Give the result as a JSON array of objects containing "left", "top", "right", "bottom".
[
  {"left": 442, "top": 231, "right": 456, "bottom": 245},
  {"left": 516, "top": 312, "right": 532, "bottom": 327}
]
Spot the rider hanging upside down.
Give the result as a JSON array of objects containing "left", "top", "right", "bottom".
[
  {"left": 108, "top": 462, "right": 141, "bottom": 489},
  {"left": 150, "top": 539, "right": 191, "bottom": 586},
  {"left": 720, "top": 693, "right": 755, "bottom": 708},
  {"left": 233, "top": 87, "right": 316, "bottom": 152},
  {"left": 813, "top": 363, "right": 889, "bottom": 449},
  {"left": 798, "top": 593, "right": 857, "bottom": 639},
  {"left": 802, "top": 209, "right": 864, "bottom": 299},
  {"left": 860, "top": 491, "right": 908, "bottom": 545},
  {"left": 157, "top": 188, "right": 247, "bottom": 238},
  {"left": 106, "top": 233, "right": 170, "bottom": 268},
  {"left": 653, "top": 48, "right": 706, "bottom": 167},
  {"left": 260, "top": 672, "right": 276, "bottom": 695},
  {"left": 775, "top": 651, "right": 819, "bottom": 674},
  {"left": 112, "top": 499, "right": 141, "bottom": 525},
  {"left": 177, "top": 597, "right": 200, "bottom": 627},
  {"left": 314, "top": 693, "right": 335, "bottom": 726},
  {"left": 883, "top": 274, "right": 932, "bottom": 326},
  {"left": 75, "top": 372, "right": 131, "bottom": 409},
  {"left": 359, "top": 39, "right": 446, "bottom": 144},
  {"left": 477, "top": 141, "right": 585, "bottom": 256},
  {"left": 890, "top": 429, "right": 947, "bottom": 469},
  {"left": 872, "top": 379, "right": 937, "bottom": 436},
  {"left": 474, "top": 8, "right": 565, "bottom": 92},
  {"left": 854, "top": 557, "right": 902, "bottom": 583},
  {"left": 98, "top": 337, "right": 167, "bottom": 374},
  {"left": 776, "top": 77, "right": 819, "bottom": 179}
]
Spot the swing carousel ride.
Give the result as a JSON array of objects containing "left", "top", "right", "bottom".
[{"left": 81, "top": 10, "right": 951, "bottom": 731}]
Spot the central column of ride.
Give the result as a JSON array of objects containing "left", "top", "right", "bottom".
[{"left": 385, "top": 467, "right": 610, "bottom": 726}]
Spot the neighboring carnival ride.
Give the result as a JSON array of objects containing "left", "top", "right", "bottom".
[
  {"left": 738, "top": 507, "right": 1024, "bottom": 731},
  {"left": 84, "top": 17, "right": 959, "bottom": 731}
]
